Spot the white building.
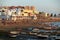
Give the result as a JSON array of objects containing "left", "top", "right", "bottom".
[{"left": 0, "top": 6, "right": 39, "bottom": 21}]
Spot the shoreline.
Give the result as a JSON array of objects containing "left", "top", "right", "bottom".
[{"left": 0, "top": 19, "right": 59, "bottom": 31}]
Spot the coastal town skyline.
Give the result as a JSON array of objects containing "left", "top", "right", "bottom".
[
  {"left": 0, "top": 0, "right": 60, "bottom": 14},
  {"left": 0, "top": 0, "right": 60, "bottom": 40}
]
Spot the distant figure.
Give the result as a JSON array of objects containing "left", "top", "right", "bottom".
[
  {"left": 31, "top": 16, "right": 34, "bottom": 19},
  {"left": 2, "top": 18, "right": 6, "bottom": 25},
  {"left": 1, "top": 10, "right": 6, "bottom": 25}
]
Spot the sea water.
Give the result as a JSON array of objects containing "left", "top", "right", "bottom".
[
  {"left": 0, "top": 22, "right": 60, "bottom": 40},
  {"left": 50, "top": 22, "right": 60, "bottom": 27}
]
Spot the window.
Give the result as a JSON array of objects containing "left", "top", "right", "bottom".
[
  {"left": 24, "top": 12, "right": 28, "bottom": 13},
  {"left": 21, "top": 10, "right": 23, "bottom": 12}
]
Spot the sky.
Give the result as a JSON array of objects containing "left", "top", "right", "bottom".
[{"left": 0, "top": 0, "right": 60, "bottom": 14}]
